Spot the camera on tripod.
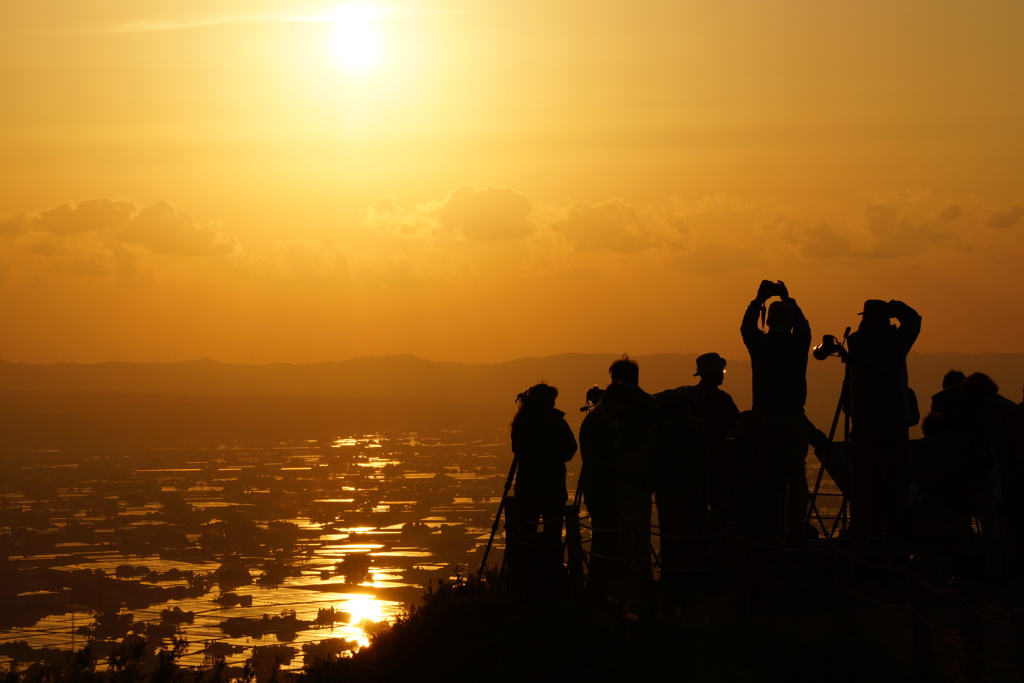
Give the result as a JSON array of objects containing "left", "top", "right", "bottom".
[{"left": 812, "top": 330, "right": 850, "bottom": 361}]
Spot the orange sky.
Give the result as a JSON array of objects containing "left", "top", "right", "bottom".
[{"left": 2, "top": 1, "right": 1022, "bottom": 364}]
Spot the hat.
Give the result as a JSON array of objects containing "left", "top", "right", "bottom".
[
  {"left": 693, "top": 352, "right": 727, "bottom": 376},
  {"left": 858, "top": 299, "right": 890, "bottom": 318}
]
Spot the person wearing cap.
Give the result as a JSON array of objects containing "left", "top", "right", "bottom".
[
  {"left": 675, "top": 352, "right": 740, "bottom": 516},
  {"left": 740, "top": 279, "right": 812, "bottom": 541},
  {"left": 847, "top": 298, "right": 922, "bottom": 540}
]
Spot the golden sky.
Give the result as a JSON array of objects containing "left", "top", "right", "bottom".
[{"left": 2, "top": 1, "right": 1022, "bottom": 364}]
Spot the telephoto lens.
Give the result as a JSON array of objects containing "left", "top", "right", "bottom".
[{"left": 813, "top": 334, "right": 841, "bottom": 361}]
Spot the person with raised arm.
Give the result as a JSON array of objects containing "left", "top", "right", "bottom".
[
  {"left": 740, "top": 279, "right": 812, "bottom": 541},
  {"left": 846, "top": 298, "right": 922, "bottom": 541}
]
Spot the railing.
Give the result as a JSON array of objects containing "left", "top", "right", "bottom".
[{"left": 493, "top": 497, "right": 1024, "bottom": 681}]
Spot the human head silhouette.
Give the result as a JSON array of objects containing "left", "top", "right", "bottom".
[
  {"left": 609, "top": 355, "right": 640, "bottom": 386},
  {"left": 694, "top": 352, "right": 726, "bottom": 386},
  {"left": 942, "top": 369, "right": 966, "bottom": 389},
  {"left": 766, "top": 300, "right": 795, "bottom": 334},
  {"left": 962, "top": 373, "right": 998, "bottom": 401},
  {"left": 859, "top": 299, "right": 891, "bottom": 322},
  {"left": 517, "top": 383, "right": 558, "bottom": 410}
]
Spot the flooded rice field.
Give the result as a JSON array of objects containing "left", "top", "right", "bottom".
[
  {"left": 0, "top": 431, "right": 522, "bottom": 670},
  {"left": 0, "top": 430, "right": 840, "bottom": 672}
]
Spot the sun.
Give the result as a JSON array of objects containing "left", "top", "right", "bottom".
[{"left": 329, "top": 4, "right": 385, "bottom": 73}]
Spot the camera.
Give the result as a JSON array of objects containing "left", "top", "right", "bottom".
[
  {"left": 758, "top": 279, "right": 786, "bottom": 299},
  {"left": 813, "top": 334, "right": 848, "bottom": 361}
]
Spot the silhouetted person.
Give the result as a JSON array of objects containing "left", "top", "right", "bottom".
[
  {"left": 605, "top": 356, "right": 656, "bottom": 608},
  {"left": 962, "top": 372, "right": 1019, "bottom": 572},
  {"left": 911, "top": 395, "right": 984, "bottom": 561},
  {"left": 914, "top": 368, "right": 973, "bottom": 550},
  {"left": 846, "top": 299, "right": 921, "bottom": 541},
  {"left": 740, "top": 279, "right": 812, "bottom": 541},
  {"left": 962, "top": 373, "right": 1017, "bottom": 461},
  {"left": 579, "top": 382, "right": 630, "bottom": 599},
  {"left": 1012, "top": 395, "right": 1024, "bottom": 573},
  {"left": 645, "top": 389, "right": 707, "bottom": 612},
  {"left": 510, "top": 383, "right": 578, "bottom": 582},
  {"left": 606, "top": 356, "right": 657, "bottom": 457},
  {"left": 576, "top": 383, "right": 606, "bottom": 533},
  {"left": 722, "top": 411, "right": 781, "bottom": 543},
  {"left": 579, "top": 385, "right": 604, "bottom": 414},
  {"left": 609, "top": 356, "right": 641, "bottom": 386},
  {"left": 930, "top": 369, "right": 968, "bottom": 432},
  {"left": 676, "top": 353, "right": 740, "bottom": 517}
]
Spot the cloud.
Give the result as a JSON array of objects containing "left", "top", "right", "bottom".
[
  {"left": 0, "top": 198, "right": 240, "bottom": 257},
  {"left": 365, "top": 187, "right": 536, "bottom": 241},
  {"left": 862, "top": 202, "right": 960, "bottom": 258},
  {"left": 761, "top": 199, "right": 970, "bottom": 262},
  {"left": 986, "top": 205, "right": 1024, "bottom": 230},
  {"left": 935, "top": 204, "right": 964, "bottom": 225},
  {"left": 121, "top": 201, "right": 239, "bottom": 256},
  {"left": 761, "top": 215, "right": 854, "bottom": 260},
  {"left": 0, "top": 212, "right": 36, "bottom": 236},
  {"left": 797, "top": 223, "right": 854, "bottom": 260},
  {"left": 273, "top": 239, "right": 350, "bottom": 285},
  {"left": 682, "top": 242, "right": 764, "bottom": 274},
  {"left": 102, "top": 13, "right": 287, "bottom": 34},
  {"left": 549, "top": 200, "right": 687, "bottom": 253},
  {"left": 35, "top": 198, "right": 137, "bottom": 234},
  {"left": 433, "top": 186, "right": 535, "bottom": 240},
  {"left": 365, "top": 196, "right": 432, "bottom": 236},
  {"left": 670, "top": 192, "right": 757, "bottom": 216},
  {"left": 2, "top": 229, "right": 147, "bottom": 282},
  {"left": 363, "top": 187, "right": 1024, "bottom": 276},
  {"left": 100, "top": 5, "right": 419, "bottom": 35},
  {"left": 365, "top": 188, "right": 687, "bottom": 252}
]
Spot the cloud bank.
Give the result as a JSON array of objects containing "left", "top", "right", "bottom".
[
  {"left": 4, "top": 189, "right": 1022, "bottom": 292},
  {"left": 1, "top": 198, "right": 239, "bottom": 256}
]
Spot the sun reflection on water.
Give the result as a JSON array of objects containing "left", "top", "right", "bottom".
[{"left": 0, "top": 431, "right": 513, "bottom": 670}]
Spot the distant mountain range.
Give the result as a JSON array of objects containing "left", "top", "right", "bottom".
[{"left": 1, "top": 353, "right": 1022, "bottom": 448}]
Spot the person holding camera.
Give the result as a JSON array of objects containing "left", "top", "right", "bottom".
[
  {"left": 510, "top": 384, "right": 578, "bottom": 565},
  {"left": 846, "top": 298, "right": 922, "bottom": 541},
  {"left": 740, "top": 279, "right": 812, "bottom": 541}
]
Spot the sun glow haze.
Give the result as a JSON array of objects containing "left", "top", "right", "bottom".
[
  {"left": 1, "top": 1, "right": 1023, "bottom": 365},
  {"left": 328, "top": 4, "right": 385, "bottom": 72}
]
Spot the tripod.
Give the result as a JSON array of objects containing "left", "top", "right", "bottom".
[
  {"left": 478, "top": 455, "right": 519, "bottom": 576},
  {"left": 805, "top": 328, "right": 853, "bottom": 538}
]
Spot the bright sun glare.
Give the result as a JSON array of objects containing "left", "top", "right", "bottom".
[
  {"left": 346, "top": 596, "right": 387, "bottom": 624},
  {"left": 329, "top": 4, "right": 385, "bottom": 72}
]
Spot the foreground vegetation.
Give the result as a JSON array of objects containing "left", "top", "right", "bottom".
[{"left": 2, "top": 565, "right": 914, "bottom": 683}]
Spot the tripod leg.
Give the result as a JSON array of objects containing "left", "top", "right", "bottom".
[
  {"left": 806, "top": 370, "right": 849, "bottom": 534},
  {"left": 478, "top": 455, "right": 519, "bottom": 576},
  {"left": 572, "top": 465, "right": 586, "bottom": 510}
]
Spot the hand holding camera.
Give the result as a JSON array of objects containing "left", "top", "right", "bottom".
[{"left": 757, "top": 279, "right": 789, "bottom": 302}]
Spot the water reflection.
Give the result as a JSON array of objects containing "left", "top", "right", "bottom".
[{"left": 0, "top": 430, "right": 512, "bottom": 669}]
